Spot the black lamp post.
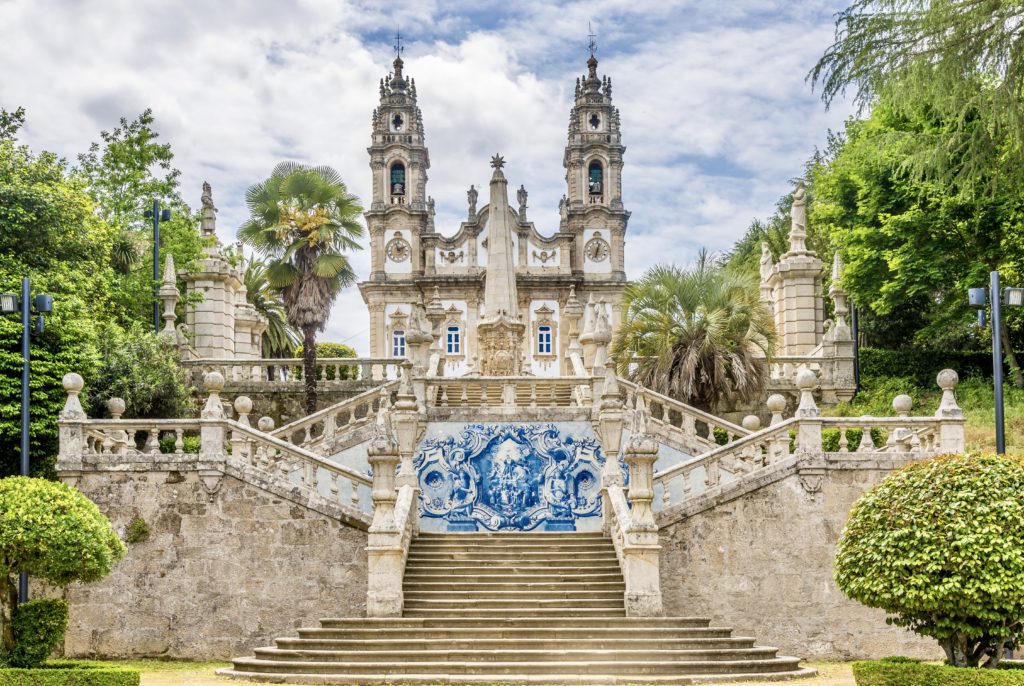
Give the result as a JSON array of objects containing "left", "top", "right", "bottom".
[
  {"left": 0, "top": 278, "right": 53, "bottom": 603},
  {"left": 969, "top": 271, "right": 1024, "bottom": 454},
  {"left": 145, "top": 200, "right": 171, "bottom": 333}
]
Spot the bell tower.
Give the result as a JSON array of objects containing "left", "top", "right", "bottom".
[
  {"left": 562, "top": 40, "right": 629, "bottom": 282},
  {"left": 366, "top": 35, "right": 431, "bottom": 283}
]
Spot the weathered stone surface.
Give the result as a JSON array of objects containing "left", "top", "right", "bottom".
[
  {"left": 63, "top": 469, "right": 367, "bottom": 659},
  {"left": 659, "top": 464, "right": 939, "bottom": 661}
]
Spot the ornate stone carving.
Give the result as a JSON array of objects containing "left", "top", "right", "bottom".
[
  {"left": 439, "top": 249, "right": 465, "bottom": 264},
  {"left": 532, "top": 248, "right": 557, "bottom": 264}
]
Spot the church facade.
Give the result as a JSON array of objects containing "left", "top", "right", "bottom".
[{"left": 358, "top": 53, "right": 630, "bottom": 377}]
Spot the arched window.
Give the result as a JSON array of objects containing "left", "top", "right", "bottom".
[
  {"left": 390, "top": 163, "right": 406, "bottom": 198},
  {"left": 587, "top": 160, "right": 603, "bottom": 199},
  {"left": 537, "top": 325, "right": 552, "bottom": 355},
  {"left": 392, "top": 330, "right": 406, "bottom": 357},
  {"left": 446, "top": 326, "right": 461, "bottom": 355}
]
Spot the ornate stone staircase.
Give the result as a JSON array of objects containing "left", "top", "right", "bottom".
[{"left": 221, "top": 532, "right": 812, "bottom": 684}]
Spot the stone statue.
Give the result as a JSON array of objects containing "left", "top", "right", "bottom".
[
  {"left": 200, "top": 181, "right": 217, "bottom": 236},
  {"left": 788, "top": 182, "right": 808, "bottom": 253},
  {"left": 759, "top": 242, "right": 773, "bottom": 283},
  {"left": 517, "top": 185, "right": 528, "bottom": 222},
  {"left": 467, "top": 184, "right": 478, "bottom": 218}
]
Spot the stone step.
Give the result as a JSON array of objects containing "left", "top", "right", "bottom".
[
  {"left": 296, "top": 627, "right": 736, "bottom": 641},
  {"left": 416, "top": 533, "right": 607, "bottom": 541},
  {"left": 316, "top": 617, "right": 715, "bottom": 629},
  {"left": 402, "top": 608, "right": 627, "bottom": 618},
  {"left": 406, "top": 552, "right": 619, "bottom": 561},
  {"left": 404, "top": 581, "right": 627, "bottom": 592},
  {"left": 413, "top": 542, "right": 616, "bottom": 552},
  {"left": 403, "top": 564, "right": 623, "bottom": 574},
  {"left": 402, "top": 598, "right": 626, "bottom": 610},
  {"left": 402, "top": 590, "right": 625, "bottom": 601},
  {"left": 251, "top": 646, "right": 784, "bottom": 663},
  {"left": 218, "top": 668, "right": 817, "bottom": 685},
  {"left": 403, "top": 573, "right": 626, "bottom": 584},
  {"left": 227, "top": 656, "right": 805, "bottom": 676},
  {"left": 277, "top": 637, "right": 757, "bottom": 651}
]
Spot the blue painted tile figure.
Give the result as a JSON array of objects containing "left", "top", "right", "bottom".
[{"left": 415, "top": 423, "right": 621, "bottom": 531}]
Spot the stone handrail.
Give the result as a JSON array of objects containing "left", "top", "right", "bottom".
[
  {"left": 616, "top": 378, "right": 750, "bottom": 453},
  {"left": 273, "top": 381, "right": 399, "bottom": 452},
  {"left": 81, "top": 419, "right": 203, "bottom": 456},
  {"left": 819, "top": 416, "right": 947, "bottom": 454},
  {"left": 653, "top": 417, "right": 798, "bottom": 511},
  {"left": 770, "top": 354, "right": 852, "bottom": 382},
  {"left": 425, "top": 376, "right": 594, "bottom": 409},
  {"left": 605, "top": 484, "right": 632, "bottom": 565},
  {"left": 181, "top": 357, "right": 404, "bottom": 384}
]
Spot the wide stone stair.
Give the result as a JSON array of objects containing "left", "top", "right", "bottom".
[{"left": 222, "top": 532, "right": 812, "bottom": 684}]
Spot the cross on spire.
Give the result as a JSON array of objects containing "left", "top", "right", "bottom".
[
  {"left": 394, "top": 27, "right": 404, "bottom": 59},
  {"left": 587, "top": 22, "right": 597, "bottom": 57}
]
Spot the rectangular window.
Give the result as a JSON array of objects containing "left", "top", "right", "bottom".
[
  {"left": 537, "top": 325, "right": 552, "bottom": 355},
  {"left": 392, "top": 330, "right": 406, "bottom": 357},
  {"left": 446, "top": 326, "right": 461, "bottom": 355}
]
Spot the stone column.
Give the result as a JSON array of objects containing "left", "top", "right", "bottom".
[
  {"left": 199, "top": 372, "right": 226, "bottom": 458},
  {"left": 620, "top": 389, "right": 663, "bottom": 617},
  {"left": 366, "top": 391, "right": 405, "bottom": 617},
  {"left": 935, "top": 369, "right": 965, "bottom": 453},
  {"left": 794, "top": 369, "right": 821, "bottom": 457},
  {"left": 391, "top": 361, "right": 422, "bottom": 489},
  {"left": 57, "top": 373, "right": 86, "bottom": 462},
  {"left": 158, "top": 253, "right": 179, "bottom": 340}
]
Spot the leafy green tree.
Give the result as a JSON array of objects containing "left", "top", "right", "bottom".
[
  {"left": 85, "top": 323, "right": 193, "bottom": 419},
  {"left": 244, "top": 258, "right": 300, "bottom": 358},
  {"left": 811, "top": 0, "right": 1024, "bottom": 190},
  {"left": 75, "top": 109, "right": 203, "bottom": 329},
  {"left": 0, "top": 107, "right": 25, "bottom": 142},
  {"left": 0, "top": 477, "right": 125, "bottom": 661},
  {"left": 294, "top": 341, "right": 358, "bottom": 380},
  {"left": 610, "top": 251, "right": 775, "bottom": 411},
  {"left": 239, "top": 162, "right": 364, "bottom": 414},
  {"left": 835, "top": 453, "right": 1024, "bottom": 668}
]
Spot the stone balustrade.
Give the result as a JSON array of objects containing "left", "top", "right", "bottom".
[
  {"left": 181, "top": 357, "right": 404, "bottom": 386},
  {"left": 424, "top": 376, "right": 594, "bottom": 409},
  {"left": 273, "top": 381, "right": 399, "bottom": 452}
]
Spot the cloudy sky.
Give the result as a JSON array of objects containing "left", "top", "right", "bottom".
[{"left": 0, "top": 0, "right": 853, "bottom": 354}]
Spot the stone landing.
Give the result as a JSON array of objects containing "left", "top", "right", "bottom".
[{"left": 220, "top": 533, "right": 813, "bottom": 684}]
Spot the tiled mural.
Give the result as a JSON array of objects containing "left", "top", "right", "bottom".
[{"left": 414, "top": 422, "right": 624, "bottom": 532}]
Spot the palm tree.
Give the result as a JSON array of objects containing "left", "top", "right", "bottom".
[
  {"left": 610, "top": 250, "right": 775, "bottom": 412},
  {"left": 239, "top": 162, "right": 363, "bottom": 414},
  {"left": 244, "top": 257, "right": 301, "bottom": 359}
]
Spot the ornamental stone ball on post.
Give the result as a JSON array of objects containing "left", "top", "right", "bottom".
[
  {"left": 935, "top": 369, "right": 966, "bottom": 452},
  {"left": 892, "top": 394, "right": 913, "bottom": 418},
  {"left": 58, "top": 373, "right": 87, "bottom": 459},
  {"left": 795, "top": 368, "right": 822, "bottom": 456},
  {"left": 200, "top": 371, "right": 226, "bottom": 458},
  {"left": 106, "top": 397, "right": 125, "bottom": 420},
  {"left": 742, "top": 415, "right": 761, "bottom": 432},
  {"left": 60, "top": 373, "right": 86, "bottom": 421},
  {"left": 201, "top": 371, "right": 226, "bottom": 419},
  {"left": 766, "top": 394, "right": 787, "bottom": 426},
  {"left": 233, "top": 396, "right": 253, "bottom": 428},
  {"left": 257, "top": 416, "right": 275, "bottom": 432},
  {"left": 795, "top": 368, "right": 820, "bottom": 418}
]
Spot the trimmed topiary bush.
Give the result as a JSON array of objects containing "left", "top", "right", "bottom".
[
  {"left": 853, "top": 659, "right": 1024, "bottom": 685},
  {"left": 836, "top": 454, "right": 1024, "bottom": 668},
  {"left": 0, "top": 477, "right": 126, "bottom": 667},
  {"left": 0, "top": 660, "right": 139, "bottom": 685},
  {"left": 5, "top": 600, "right": 68, "bottom": 668}
]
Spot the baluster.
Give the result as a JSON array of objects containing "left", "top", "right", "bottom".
[
  {"left": 330, "top": 474, "right": 340, "bottom": 500},
  {"left": 144, "top": 428, "right": 160, "bottom": 454},
  {"left": 661, "top": 480, "right": 672, "bottom": 509},
  {"left": 303, "top": 425, "right": 313, "bottom": 447},
  {"left": 550, "top": 384, "right": 558, "bottom": 405},
  {"left": 480, "top": 384, "right": 489, "bottom": 404},
  {"left": 125, "top": 429, "right": 137, "bottom": 453},
  {"left": 174, "top": 428, "right": 184, "bottom": 454},
  {"left": 440, "top": 385, "right": 449, "bottom": 407},
  {"left": 682, "top": 414, "right": 695, "bottom": 437},
  {"left": 838, "top": 427, "right": 849, "bottom": 453},
  {"left": 705, "top": 461, "right": 720, "bottom": 488},
  {"left": 858, "top": 425, "right": 874, "bottom": 452},
  {"left": 460, "top": 385, "right": 469, "bottom": 406},
  {"left": 529, "top": 383, "right": 538, "bottom": 408},
  {"left": 351, "top": 479, "right": 360, "bottom": 509}
]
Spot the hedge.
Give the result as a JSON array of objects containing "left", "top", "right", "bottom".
[
  {"left": 854, "top": 660, "right": 1024, "bottom": 685},
  {"left": 5, "top": 599, "right": 69, "bottom": 668},
  {"left": 0, "top": 661, "right": 139, "bottom": 686},
  {"left": 859, "top": 347, "right": 994, "bottom": 386}
]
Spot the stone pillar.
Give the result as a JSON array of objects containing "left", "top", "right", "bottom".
[
  {"left": 391, "top": 361, "right": 422, "bottom": 489},
  {"left": 592, "top": 299, "right": 612, "bottom": 373},
  {"left": 765, "top": 393, "right": 789, "bottom": 464},
  {"left": 57, "top": 373, "right": 86, "bottom": 461},
  {"left": 935, "top": 369, "right": 965, "bottom": 453},
  {"left": 794, "top": 369, "right": 821, "bottom": 457},
  {"left": 366, "top": 391, "right": 405, "bottom": 617},
  {"left": 579, "top": 294, "right": 596, "bottom": 369},
  {"left": 768, "top": 182, "right": 823, "bottom": 356},
  {"left": 563, "top": 286, "right": 584, "bottom": 375},
  {"left": 620, "top": 389, "right": 663, "bottom": 617},
  {"left": 597, "top": 361, "right": 624, "bottom": 488},
  {"left": 199, "top": 371, "right": 226, "bottom": 458},
  {"left": 158, "top": 253, "right": 179, "bottom": 340}
]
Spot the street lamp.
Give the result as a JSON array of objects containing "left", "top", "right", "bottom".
[
  {"left": 0, "top": 278, "right": 53, "bottom": 603},
  {"left": 968, "top": 271, "right": 1023, "bottom": 454},
  {"left": 144, "top": 200, "right": 171, "bottom": 333}
]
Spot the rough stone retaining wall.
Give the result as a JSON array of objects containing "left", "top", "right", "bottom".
[
  {"left": 659, "top": 458, "right": 940, "bottom": 661},
  {"left": 60, "top": 467, "right": 368, "bottom": 659}
]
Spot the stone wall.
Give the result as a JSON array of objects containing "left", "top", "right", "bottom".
[
  {"left": 659, "top": 460, "right": 940, "bottom": 661},
  {"left": 60, "top": 467, "right": 368, "bottom": 659}
]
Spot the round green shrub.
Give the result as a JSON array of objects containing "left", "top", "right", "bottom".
[
  {"left": 5, "top": 599, "right": 68, "bottom": 668},
  {"left": 836, "top": 454, "right": 1024, "bottom": 667}
]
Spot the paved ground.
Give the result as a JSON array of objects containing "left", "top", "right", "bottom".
[{"left": 125, "top": 660, "right": 855, "bottom": 686}]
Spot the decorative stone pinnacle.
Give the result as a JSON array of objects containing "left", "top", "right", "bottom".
[
  {"left": 490, "top": 154, "right": 505, "bottom": 170},
  {"left": 60, "top": 372, "right": 87, "bottom": 421}
]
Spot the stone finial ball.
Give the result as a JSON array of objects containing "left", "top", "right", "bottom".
[
  {"left": 234, "top": 396, "right": 253, "bottom": 415},
  {"left": 796, "top": 368, "right": 818, "bottom": 391},
  {"left": 106, "top": 397, "right": 126, "bottom": 416},
  {"left": 892, "top": 394, "right": 913, "bottom": 415},
  {"left": 203, "top": 371, "right": 225, "bottom": 392},
  {"left": 62, "top": 372, "right": 84, "bottom": 393},
  {"left": 742, "top": 415, "right": 761, "bottom": 431},
  {"left": 937, "top": 368, "right": 959, "bottom": 391},
  {"left": 257, "top": 416, "right": 275, "bottom": 432},
  {"left": 766, "top": 394, "right": 787, "bottom": 413}
]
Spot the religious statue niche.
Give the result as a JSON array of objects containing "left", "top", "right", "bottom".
[
  {"left": 415, "top": 424, "right": 623, "bottom": 531},
  {"left": 385, "top": 231, "right": 411, "bottom": 263},
  {"left": 390, "top": 162, "right": 406, "bottom": 203},
  {"left": 532, "top": 304, "right": 558, "bottom": 364},
  {"left": 587, "top": 160, "right": 603, "bottom": 202}
]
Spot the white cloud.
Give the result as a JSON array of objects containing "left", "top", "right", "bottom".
[{"left": 0, "top": 0, "right": 853, "bottom": 354}]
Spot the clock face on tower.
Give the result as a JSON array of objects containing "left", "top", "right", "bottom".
[
  {"left": 584, "top": 235, "right": 610, "bottom": 262},
  {"left": 385, "top": 234, "right": 411, "bottom": 262}
]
